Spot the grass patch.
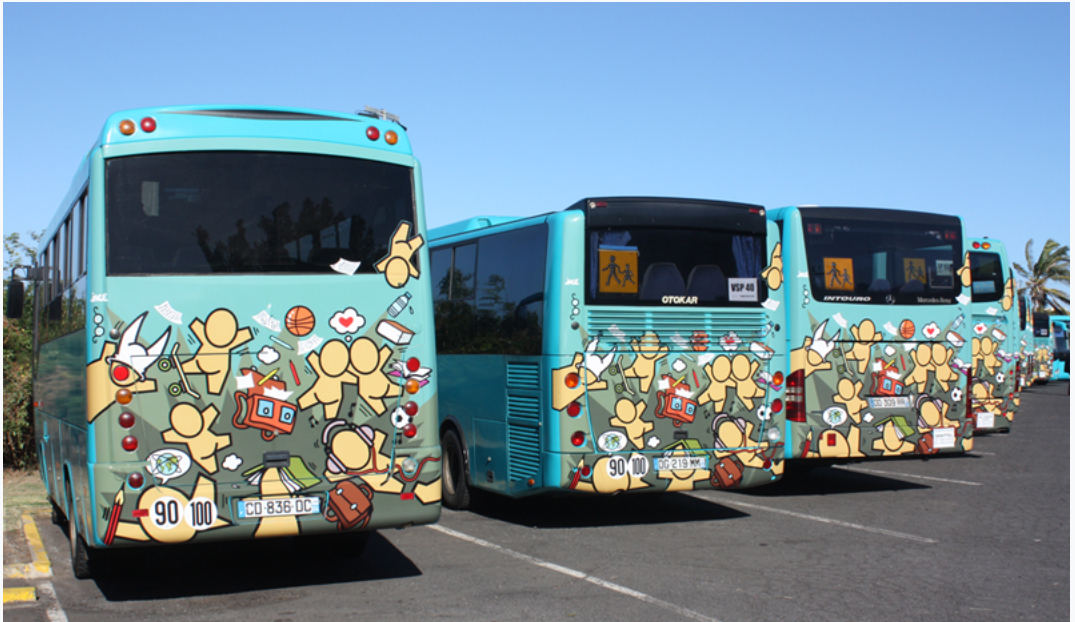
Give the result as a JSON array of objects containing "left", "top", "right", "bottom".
[{"left": 3, "top": 469, "right": 49, "bottom": 533}]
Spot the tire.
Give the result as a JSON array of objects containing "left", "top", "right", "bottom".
[
  {"left": 441, "top": 429, "right": 471, "bottom": 511},
  {"left": 51, "top": 499, "right": 65, "bottom": 526},
  {"left": 66, "top": 482, "right": 92, "bottom": 580}
]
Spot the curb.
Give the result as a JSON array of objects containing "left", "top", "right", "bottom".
[{"left": 3, "top": 513, "right": 53, "bottom": 603}]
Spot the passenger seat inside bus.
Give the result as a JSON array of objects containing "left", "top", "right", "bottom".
[
  {"left": 867, "top": 278, "right": 892, "bottom": 294},
  {"left": 899, "top": 279, "right": 925, "bottom": 293},
  {"left": 641, "top": 262, "right": 686, "bottom": 300},
  {"left": 686, "top": 265, "right": 727, "bottom": 302}
]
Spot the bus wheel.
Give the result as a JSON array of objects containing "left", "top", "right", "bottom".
[
  {"left": 51, "top": 499, "right": 66, "bottom": 526},
  {"left": 442, "top": 429, "right": 471, "bottom": 511},
  {"left": 66, "top": 493, "right": 93, "bottom": 579}
]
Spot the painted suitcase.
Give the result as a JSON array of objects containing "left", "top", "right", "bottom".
[{"left": 325, "top": 480, "right": 374, "bottom": 530}]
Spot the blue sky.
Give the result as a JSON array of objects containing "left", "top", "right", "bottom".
[{"left": 4, "top": 3, "right": 1069, "bottom": 282}]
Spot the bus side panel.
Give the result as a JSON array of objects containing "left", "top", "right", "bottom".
[{"left": 969, "top": 271, "right": 1018, "bottom": 432}]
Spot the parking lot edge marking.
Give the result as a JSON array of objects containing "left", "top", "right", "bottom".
[
  {"left": 23, "top": 514, "right": 53, "bottom": 576},
  {"left": 3, "top": 587, "right": 37, "bottom": 603},
  {"left": 428, "top": 524, "right": 723, "bottom": 622},
  {"left": 834, "top": 466, "right": 983, "bottom": 486},
  {"left": 691, "top": 496, "right": 939, "bottom": 544}
]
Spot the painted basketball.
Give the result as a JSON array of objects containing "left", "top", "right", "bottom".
[
  {"left": 285, "top": 306, "right": 316, "bottom": 336},
  {"left": 899, "top": 319, "right": 915, "bottom": 340}
]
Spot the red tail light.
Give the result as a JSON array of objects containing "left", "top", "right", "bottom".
[{"left": 786, "top": 369, "right": 806, "bottom": 423}]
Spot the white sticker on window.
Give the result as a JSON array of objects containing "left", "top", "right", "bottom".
[{"left": 728, "top": 278, "right": 758, "bottom": 302}]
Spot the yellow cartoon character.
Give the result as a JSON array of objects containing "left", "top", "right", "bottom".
[
  {"left": 162, "top": 403, "right": 232, "bottom": 474},
  {"left": 790, "top": 320, "right": 835, "bottom": 379},
  {"left": 621, "top": 332, "right": 669, "bottom": 394},
  {"left": 297, "top": 339, "right": 355, "bottom": 420},
  {"left": 761, "top": 243, "right": 784, "bottom": 290},
  {"left": 906, "top": 343, "right": 937, "bottom": 393},
  {"left": 375, "top": 221, "right": 425, "bottom": 288},
  {"left": 609, "top": 398, "right": 653, "bottom": 450},
  {"left": 729, "top": 354, "right": 764, "bottom": 410},
  {"left": 697, "top": 355, "right": 733, "bottom": 410},
  {"left": 972, "top": 336, "right": 1002, "bottom": 378},
  {"left": 930, "top": 343, "right": 959, "bottom": 391},
  {"left": 872, "top": 417, "right": 917, "bottom": 456},
  {"left": 805, "top": 426, "right": 864, "bottom": 459},
  {"left": 87, "top": 312, "right": 170, "bottom": 423},
  {"left": 846, "top": 319, "right": 883, "bottom": 375},
  {"left": 833, "top": 378, "right": 868, "bottom": 424},
  {"left": 182, "top": 309, "right": 253, "bottom": 395},
  {"left": 347, "top": 337, "right": 402, "bottom": 416},
  {"left": 1000, "top": 277, "right": 1016, "bottom": 311},
  {"left": 957, "top": 252, "right": 972, "bottom": 288}
]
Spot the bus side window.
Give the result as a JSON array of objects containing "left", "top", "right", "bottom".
[{"left": 430, "top": 248, "right": 452, "bottom": 301}]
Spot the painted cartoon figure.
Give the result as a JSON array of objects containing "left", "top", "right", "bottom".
[
  {"left": 621, "top": 332, "right": 669, "bottom": 393},
  {"left": 347, "top": 337, "right": 402, "bottom": 416},
  {"left": 833, "top": 378, "right": 868, "bottom": 424},
  {"left": 297, "top": 339, "right": 355, "bottom": 420},
  {"left": 761, "top": 243, "right": 784, "bottom": 290},
  {"left": 375, "top": 222, "right": 425, "bottom": 288},
  {"left": 162, "top": 403, "right": 232, "bottom": 474},
  {"left": 609, "top": 398, "right": 653, "bottom": 449},
  {"left": 729, "top": 354, "right": 764, "bottom": 410},
  {"left": 791, "top": 320, "right": 835, "bottom": 379},
  {"left": 181, "top": 309, "right": 253, "bottom": 395},
  {"left": 87, "top": 312, "right": 170, "bottom": 423},
  {"left": 112, "top": 474, "right": 228, "bottom": 543},
  {"left": 698, "top": 355, "right": 735, "bottom": 410},
  {"left": 846, "top": 319, "right": 882, "bottom": 374}
]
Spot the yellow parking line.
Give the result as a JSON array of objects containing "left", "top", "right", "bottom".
[
  {"left": 22, "top": 514, "right": 52, "bottom": 576},
  {"left": 3, "top": 586, "right": 37, "bottom": 603}
]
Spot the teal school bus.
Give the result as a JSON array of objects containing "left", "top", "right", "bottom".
[
  {"left": 967, "top": 238, "right": 1019, "bottom": 433},
  {"left": 1016, "top": 294, "right": 1035, "bottom": 389},
  {"left": 428, "top": 197, "right": 787, "bottom": 509},
  {"left": 767, "top": 206, "right": 974, "bottom": 463},
  {"left": 1031, "top": 312, "right": 1055, "bottom": 384},
  {"left": 1050, "top": 315, "right": 1069, "bottom": 380},
  {"left": 9, "top": 105, "right": 441, "bottom": 578}
]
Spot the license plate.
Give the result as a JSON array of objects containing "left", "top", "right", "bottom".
[
  {"left": 868, "top": 396, "right": 911, "bottom": 409},
  {"left": 931, "top": 427, "right": 956, "bottom": 449},
  {"left": 975, "top": 412, "right": 996, "bottom": 429},
  {"left": 654, "top": 456, "right": 708, "bottom": 472},
  {"left": 236, "top": 496, "right": 321, "bottom": 519}
]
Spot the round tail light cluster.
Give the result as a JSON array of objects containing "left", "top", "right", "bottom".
[{"left": 119, "top": 117, "right": 157, "bottom": 136}]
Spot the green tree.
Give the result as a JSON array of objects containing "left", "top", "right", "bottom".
[
  {"left": 1014, "top": 238, "right": 1070, "bottom": 313},
  {"left": 4, "top": 231, "right": 41, "bottom": 470}
]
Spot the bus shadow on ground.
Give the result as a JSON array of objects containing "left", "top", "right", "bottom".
[
  {"left": 735, "top": 465, "right": 931, "bottom": 498},
  {"left": 466, "top": 490, "right": 750, "bottom": 529},
  {"left": 90, "top": 531, "right": 420, "bottom": 601}
]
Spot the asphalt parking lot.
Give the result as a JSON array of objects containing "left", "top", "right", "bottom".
[{"left": 5, "top": 380, "right": 1069, "bottom": 622}]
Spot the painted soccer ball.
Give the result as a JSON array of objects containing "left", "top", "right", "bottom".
[
  {"left": 995, "top": 372, "right": 1005, "bottom": 384},
  {"left": 390, "top": 408, "right": 413, "bottom": 430},
  {"left": 950, "top": 387, "right": 963, "bottom": 402}
]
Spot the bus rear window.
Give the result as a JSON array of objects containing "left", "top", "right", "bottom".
[
  {"left": 587, "top": 228, "right": 765, "bottom": 307},
  {"left": 105, "top": 151, "right": 415, "bottom": 275},
  {"left": 969, "top": 251, "right": 1004, "bottom": 303},
  {"left": 802, "top": 216, "right": 962, "bottom": 305}
]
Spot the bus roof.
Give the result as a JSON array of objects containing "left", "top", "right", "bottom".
[
  {"left": 95, "top": 104, "right": 412, "bottom": 154},
  {"left": 429, "top": 216, "right": 527, "bottom": 241},
  {"left": 771, "top": 205, "right": 963, "bottom": 226}
]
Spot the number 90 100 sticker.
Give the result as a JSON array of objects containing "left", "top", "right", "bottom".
[
  {"left": 604, "top": 454, "right": 650, "bottom": 480},
  {"left": 150, "top": 495, "right": 219, "bottom": 531}
]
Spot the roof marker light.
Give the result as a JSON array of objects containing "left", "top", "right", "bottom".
[
  {"left": 366, "top": 126, "right": 380, "bottom": 141},
  {"left": 140, "top": 117, "right": 157, "bottom": 133},
  {"left": 385, "top": 130, "right": 398, "bottom": 145},
  {"left": 119, "top": 120, "right": 136, "bottom": 135}
]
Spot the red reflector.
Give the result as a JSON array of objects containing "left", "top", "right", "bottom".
[
  {"left": 827, "top": 433, "right": 837, "bottom": 446},
  {"left": 127, "top": 472, "right": 144, "bottom": 488},
  {"left": 140, "top": 117, "right": 156, "bottom": 133},
  {"left": 400, "top": 492, "right": 415, "bottom": 500},
  {"left": 133, "top": 509, "right": 149, "bottom": 518},
  {"left": 366, "top": 126, "right": 380, "bottom": 141},
  {"left": 567, "top": 401, "right": 581, "bottom": 417},
  {"left": 771, "top": 399, "right": 783, "bottom": 414},
  {"left": 571, "top": 431, "right": 586, "bottom": 447}
]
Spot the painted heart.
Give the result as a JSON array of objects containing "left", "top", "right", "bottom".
[{"left": 339, "top": 317, "right": 353, "bottom": 327}]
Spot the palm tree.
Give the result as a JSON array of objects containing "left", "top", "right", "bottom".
[{"left": 1013, "top": 238, "right": 1070, "bottom": 313}]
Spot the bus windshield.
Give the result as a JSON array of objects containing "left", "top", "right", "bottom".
[
  {"left": 587, "top": 227, "right": 765, "bottom": 306},
  {"left": 106, "top": 151, "right": 415, "bottom": 275},
  {"left": 802, "top": 215, "right": 962, "bottom": 304}
]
